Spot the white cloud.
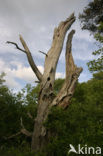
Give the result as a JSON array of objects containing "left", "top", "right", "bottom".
[
  {"left": 5, "top": 75, "right": 20, "bottom": 89},
  {"left": 0, "top": 57, "right": 65, "bottom": 90},
  {"left": 12, "top": 64, "right": 44, "bottom": 83},
  {"left": 0, "top": 59, "right": 20, "bottom": 89},
  {"left": 0, "top": 59, "right": 44, "bottom": 90},
  {"left": 73, "top": 20, "right": 95, "bottom": 42},
  {"left": 56, "top": 72, "right": 65, "bottom": 79}
]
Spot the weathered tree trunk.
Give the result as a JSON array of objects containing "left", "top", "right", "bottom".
[{"left": 7, "top": 13, "right": 83, "bottom": 151}]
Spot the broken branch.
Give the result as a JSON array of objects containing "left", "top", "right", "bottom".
[
  {"left": 20, "top": 117, "right": 32, "bottom": 137},
  {"left": 39, "top": 51, "right": 48, "bottom": 57},
  {"left": 50, "top": 29, "right": 83, "bottom": 108},
  {"left": 19, "top": 35, "right": 42, "bottom": 81},
  {"left": 66, "top": 30, "right": 76, "bottom": 79},
  {"left": 7, "top": 36, "right": 43, "bottom": 81},
  {"left": 4, "top": 132, "right": 21, "bottom": 140},
  {"left": 4, "top": 118, "right": 33, "bottom": 139},
  {"left": 35, "top": 80, "right": 40, "bottom": 83}
]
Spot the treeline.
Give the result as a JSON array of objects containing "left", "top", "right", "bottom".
[{"left": 0, "top": 72, "right": 103, "bottom": 156}]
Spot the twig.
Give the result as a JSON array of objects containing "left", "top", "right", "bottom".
[
  {"left": 35, "top": 80, "right": 40, "bottom": 83},
  {"left": 39, "top": 51, "right": 48, "bottom": 57},
  {"left": 7, "top": 36, "right": 43, "bottom": 81},
  {"left": 6, "top": 41, "right": 26, "bottom": 53}
]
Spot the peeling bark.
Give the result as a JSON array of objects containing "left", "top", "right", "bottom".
[{"left": 7, "top": 13, "right": 83, "bottom": 152}]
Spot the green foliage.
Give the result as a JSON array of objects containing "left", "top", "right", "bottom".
[
  {"left": 0, "top": 74, "right": 103, "bottom": 156},
  {"left": 0, "top": 73, "right": 20, "bottom": 137},
  {"left": 87, "top": 32, "right": 103, "bottom": 72},
  {"left": 93, "top": 71, "right": 103, "bottom": 80},
  {"left": 79, "top": 0, "right": 103, "bottom": 33},
  {"left": 54, "top": 79, "right": 64, "bottom": 95},
  {"left": 87, "top": 56, "right": 103, "bottom": 72},
  {"left": 79, "top": 0, "right": 103, "bottom": 72},
  {"left": 0, "top": 73, "right": 37, "bottom": 149},
  {"left": 0, "top": 72, "right": 6, "bottom": 85},
  {"left": 44, "top": 76, "right": 103, "bottom": 156}
]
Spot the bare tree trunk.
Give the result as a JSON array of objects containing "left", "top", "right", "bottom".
[{"left": 7, "top": 13, "right": 83, "bottom": 152}]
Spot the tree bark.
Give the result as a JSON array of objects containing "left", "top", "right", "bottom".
[
  {"left": 31, "top": 13, "right": 82, "bottom": 151},
  {"left": 7, "top": 13, "right": 83, "bottom": 152}
]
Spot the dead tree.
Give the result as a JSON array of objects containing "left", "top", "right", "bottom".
[{"left": 7, "top": 13, "right": 83, "bottom": 151}]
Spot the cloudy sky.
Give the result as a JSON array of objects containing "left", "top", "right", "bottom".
[{"left": 0, "top": 0, "right": 97, "bottom": 91}]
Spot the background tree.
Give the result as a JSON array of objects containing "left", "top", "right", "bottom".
[
  {"left": 7, "top": 13, "right": 83, "bottom": 151},
  {"left": 0, "top": 73, "right": 23, "bottom": 148},
  {"left": 79, "top": 0, "right": 103, "bottom": 72},
  {"left": 0, "top": 73, "right": 37, "bottom": 155},
  {"left": 44, "top": 75, "right": 103, "bottom": 156},
  {"left": 1, "top": 75, "right": 103, "bottom": 156}
]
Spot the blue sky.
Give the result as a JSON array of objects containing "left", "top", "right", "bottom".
[{"left": 0, "top": 0, "right": 97, "bottom": 91}]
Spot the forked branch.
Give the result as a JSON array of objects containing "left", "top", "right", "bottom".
[
  {"left": 7, "top": 36, "right": 43, "bottom": 81},
  {"left": 51, "top": 30, "right": 83, "bottom": 108},
  {"left": 4, "top": 117, "right": 32, "bottom": 140},
  {"left": 20, "top": 117, "right": 32, "bottom": 137}
]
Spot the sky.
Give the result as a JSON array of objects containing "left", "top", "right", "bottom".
[{"left": 0, "top": 0, "right": 97, "bottom": 91}]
